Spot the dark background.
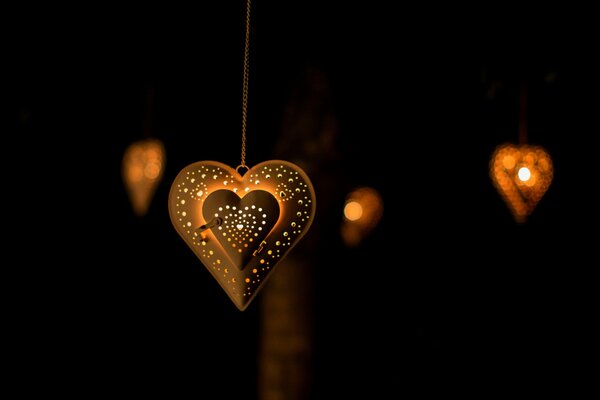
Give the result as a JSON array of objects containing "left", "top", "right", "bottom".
[{"left": 8, "top": 1, "right": 597, "bottom": 397}]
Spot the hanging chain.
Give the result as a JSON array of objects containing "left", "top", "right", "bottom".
[{"left": 239, "top": 0, "right": 252, "bottom": 170}]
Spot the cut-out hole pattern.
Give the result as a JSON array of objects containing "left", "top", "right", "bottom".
[{"left": 169, "top": 160, "right": 316, "bottom": 310}]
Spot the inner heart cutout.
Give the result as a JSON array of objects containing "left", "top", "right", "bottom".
[
  {"left": 203, "top": 189, "right": 280, "bottom": 270},
  {"left": 168, "top": 160, "right": 316, "bottom": 310},
  {"left": 490, "top": 143, "right": 553, "bottom": 223}
]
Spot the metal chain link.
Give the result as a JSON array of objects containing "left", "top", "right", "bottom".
[{"left": 240, "top": 0, "right": 251, "bottom": 169}]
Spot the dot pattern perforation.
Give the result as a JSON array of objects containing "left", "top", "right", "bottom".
[
  {"left": 168, "top": 160, "right": 316, "bottom": 310},
  {"left": 203, "top": 189, "right": 280, "bottom": 270}
]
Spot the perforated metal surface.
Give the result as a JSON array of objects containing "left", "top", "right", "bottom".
[{"left": 169, "top": 160, "right": 316, "bottom": 310}]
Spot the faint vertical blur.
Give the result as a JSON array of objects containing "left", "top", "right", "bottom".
[
  {"left": 259, "top": 66, "right": 339, "bottom": 400},
  {"left": 340, "top": 187, "right": 383, "bottom": 247},
  {"left": 122, "top": 138, "right": 165, "bottom": 216},
  {"left": 259, "top": 258, "right": 313, "bottom": 400}
]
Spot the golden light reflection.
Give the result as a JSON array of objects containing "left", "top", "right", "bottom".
[
  {"left": 122, "top": 139, "right": 165, "bottom": 216},
  {"left": 341, "top": 187, "right": 383, "bottom": 247},
  {"left": 490, "top": 143, "right": 553, "bottom": 223}
]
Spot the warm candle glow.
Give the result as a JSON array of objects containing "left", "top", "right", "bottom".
[
  {"left": 344, "top": 201, "right": 363, "bottom": 221},
  {"left": 517, "top": 167, "right": 531, "bottom": 182},
  {"left": 341, "top": 187, "right": 383, "bottom": 247}
]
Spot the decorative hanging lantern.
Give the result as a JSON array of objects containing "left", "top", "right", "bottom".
[
  {"left": 168, "top": 0, "right": 316, "bottom": 310},
  {"left": 490, "top": 83, "right": 553, "bottom": 223},
  {"left": 490, "top": 144, "right": 553, "bottom": 223},
  {"left": 122, "top": 138, "right": 165, "bottom": 216},
  {"left": 169, "top": 161, "right": 316, "bottom": 310},
  {"left": 341, "top": 187, "right": 383, "bottom": 246}
]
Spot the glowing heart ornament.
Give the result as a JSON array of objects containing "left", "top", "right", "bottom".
[
  {"left": 168, "top": 160, "right": 316, "bottom": 310},
  {"left": 490, "top": 143, "right": 553, "bottom": 223},
  {"left": 122, "top": 139, "right": 165, "bottom": 216}
]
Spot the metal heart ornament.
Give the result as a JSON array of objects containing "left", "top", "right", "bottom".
[
  {"left": 490, "top": 143, "right": 553, "bottom": 223},
  {"left": 168, "top": 160, "right": 316, "bottom": 310}
]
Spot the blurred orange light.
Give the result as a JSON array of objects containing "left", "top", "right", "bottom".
[
  {"left": 490, "top": 143, "right": 553, "bottom": 223},
  {"left": 122, "top": 139, "right": 165, "bottom": 216},
  {"left": 341, "top": 187, "right": 383, "bottom": 246},
  {"left": 344, "top": 201, "right": 363, "bottom": 221}
]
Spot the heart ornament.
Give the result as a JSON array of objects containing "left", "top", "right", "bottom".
[
  {"left": 168, "top": 160, "right": 316, "bottom": 310},
  {"left": 490, "top": 143, "right": 553, "bottom": 223},
  {"left": 122, "top": 138, "right": 165, "bottom": 216}
]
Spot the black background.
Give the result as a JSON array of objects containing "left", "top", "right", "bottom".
[{"left": 7, "top": 1, "right": 597, "bottom": 397}]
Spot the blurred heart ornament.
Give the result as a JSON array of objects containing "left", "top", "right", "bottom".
[
  {"left": 122, "top": 139, "right": 165, "bottom": 216},
  {"left": 169, "top": 160, "right": 316, "bottom": 310},
  {"left": 490, "top": 143, "right": 553, "bottom": 223}
]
